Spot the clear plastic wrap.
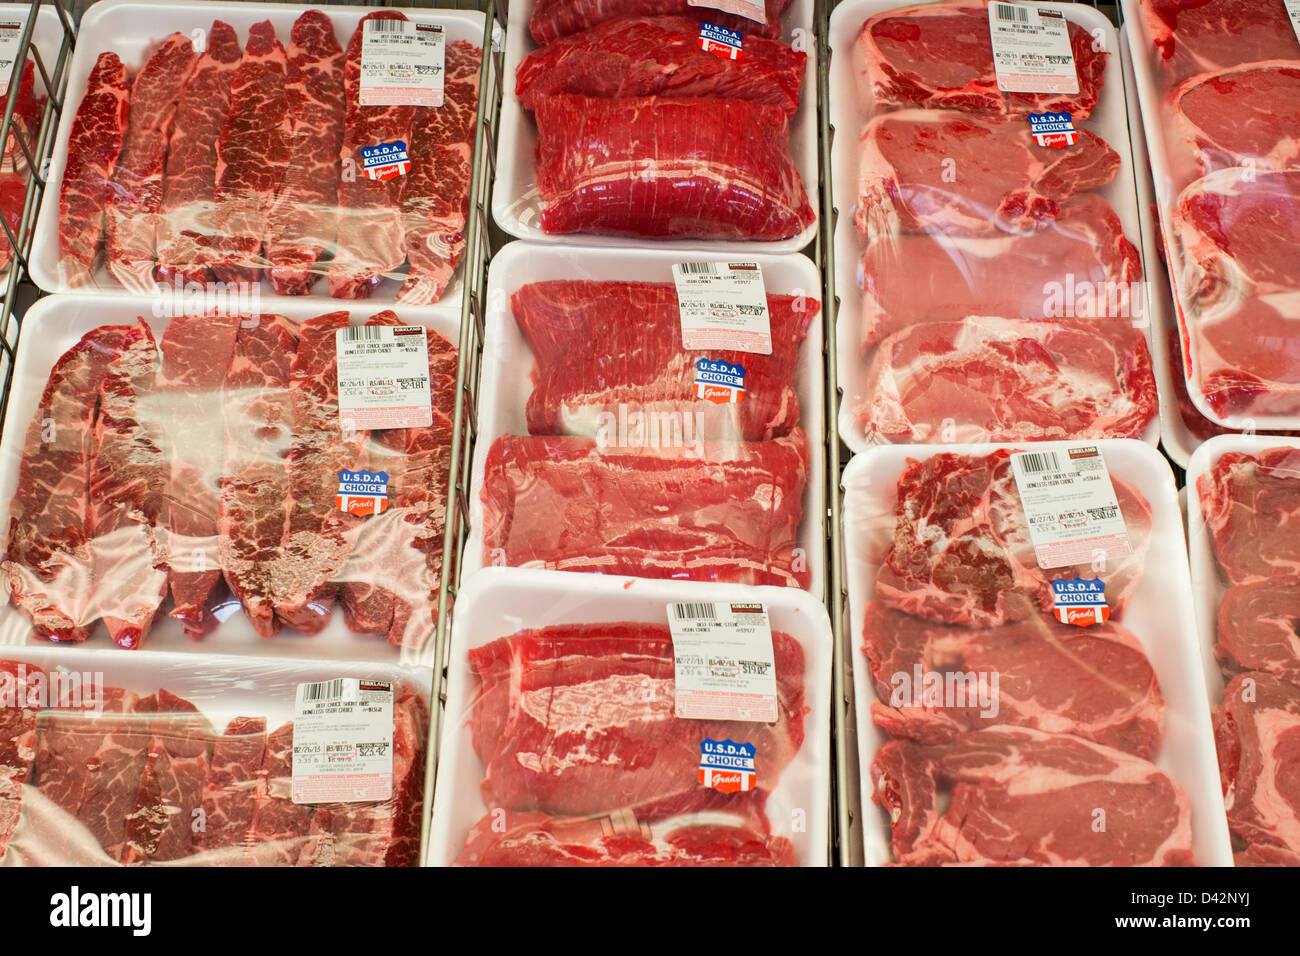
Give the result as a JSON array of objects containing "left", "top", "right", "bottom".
[
  {"left": 0, "top": 649, "right": 429, "bottom": 866},
  {"left": 1187, "top": 436, "right": 1300, "bottom": 866},
  {"left": 527, "top": 0, "right": 794, "bottom": 43},
  {"left": 33, "top": 3, "right": 485, "bottom": 305},
  {"left": 0, "top": 297, "right": 457, "bottom": 661},
  {"left": 830, "top": 0, "right": 1160, "bottom": 453},
  {"left": 844, "top": 440, "right": 1231, "bottom": 865},
  {"left": 428, "top": 569, "right": 831, "bottom": 866}
]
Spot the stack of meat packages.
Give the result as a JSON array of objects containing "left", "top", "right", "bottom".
[
  {"left": 517, "top": 0, "right": 814, "bottom": 240},
  {"left": 0, "top": 57, "right": 46, "bottom": 272},
  {"left": 849, "top": 1, "right": 1157, "bottom": 445},
  {"left": 58, "top": 9, "right": 481, "bottom": 302},
  {"left": 864, "top": 450, "right": 1195, "bottom": 865},
  {"left": 1197, "top": 447, "right": 1300, "bottom": 865},
  {"left": 1132, "top": 1, "right": 1300, "bottom": 426},
  {"left": 0, "top": 660, "right": 426, "bottom": 866},
  {"left": 3, "top": 311, "right": 457, "bottom": 651}
]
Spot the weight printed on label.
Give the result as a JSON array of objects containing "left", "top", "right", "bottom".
[
  {"left": 0, "top": 19, "right": 24, "bottom": 97},
  {"left": 687, "top": 0, "right": 766, "bottom": 25},
  {"left": 668, "top": 601, "right": 777, "bottom": 723},
  {"left": 292, "top": 678, "right": 395, "bottom": 804},
  {"left": 988, "top": 2, "right": 1079, "bottom": 96},
  {"left": 1009, "top": 445, "right": 1133, "bottom": 570},
  {"left": 360, "top": 18, "right": 445, "bottom": 108},
  {"left": 673, "top": 261, "right": 772, "bottom": 355},
  {"left": 336, "top": 324, "right": 433, "bottom": 431}
]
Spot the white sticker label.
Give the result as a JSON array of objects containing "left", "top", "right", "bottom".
[
  {"left": 0, "top": 19, "right": 24, "bottom": 97},
  {"left": 673, "top": 261, "right": 772, "bottom": 355},
  {"left": 360, "top": 18, "right": 445, "bottom": 108},
  {"left": 1009, "top": 446, "right": 1134, "bottom": 570},
  {"left": 668, "top": 601, "right": 778, "bottom": 723},
  {"left": 1288, "top": 1, "right": 1300, "bottom": 45},
  {"left": 988, "top": 3, "right": 1079, "bottom": 95},
  {"left": 687, "top": 0, "right": 766, "bottom": 25},
  {"left": 336, "top": 325, "right": 433, "bottom": 431},
  {"left": 291, "top": 678, "right": 394, "bottom": 804}
]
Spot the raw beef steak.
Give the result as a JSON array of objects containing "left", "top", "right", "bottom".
[
  {"left": 533, "top": 94, "right": 814, "bottom": 240},
  {"left": 858, "top": 316, "right": 1158, "bottom": 445},
  {"left": 872, "top": 726, "right": 1195, "bottom": 866},
  {"left": 194, "top": 715, "right": 265, "bottom": 857},
  {"left": 480, "top": 431, "right": 810, "bottom": 588},
  {"left": 469, "top": 622, "right": 806, "bottom": 820},
  {"left": 876, "top": 450, "right": 1152, "bottom": 628},
  {"left": 858, "top": 2, "right": 1108, "bottom": 118},
  {"left": 0, "top": 660, "right": 41, "bottom": 862},
  {"left": 244, "top": 721, "right": 313, "bottom": 865},
  {"left": 512, "top": 280, "right": 814, "bottom": 441},
  {"left": 1217, "top": 581, "right": 1300, "bottom": 685},
  {"left": 1215, "top": 672, "right": 1300, "bottom": 860},
  {"left": 1172, "top": 62, "right": 1300, "bottom": 176},
  {"left": 1138, "top": 0, "right": 1300, "bottom": 83},
  {"left": 860, "top": 193, "right": 1143, "bottom": 345},
  {"left": 1197, "top": 447, "right": 1300, "bottom": 584},
  {"left": 856, "top": 110, "right": 1120, "bottom": 239},
  {"left": 528, "top": 0, "right": 791, "bottom": 43},
  {"left": 862, "top": 601, "right": 1164, "bottom": 757},
  {"left": 516, "top": 16, "right": 804, "bottom": 114}
]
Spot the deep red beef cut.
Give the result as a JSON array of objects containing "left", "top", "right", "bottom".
[
  {"left": 1197, "top": 447, "right": 1300, "bottom": 584},
  {"left": 1217, "top": 581, "right": 1300, "bottom": 685},
  {"left": 1138, "top": 0, "right": 1300, "bottom": 83},
  {"left": 194, "top": 715, "right": 266, "bottom": 857},
  {"left": 528, "top": 0, "right": 792, "bottom": 44},
  {"left": 533, "top": 94, "right": 814, "bottom": 240},
  {"left": 858, "top": 2, "right": 1108, "bottom": 119},
  {"left": 876, "top": 450, "right": 1152, "bottom": 628},
  {"left": 480, "top": 431, "right": 810, "bottom": 588},
  {"left": 856, "top": 110, "right": 1120, "bottom": 239},
  {"left": 858, "top": 316, "right": 1158, "bottom": 445},
  {"left": 872, "top": 726, "right": 1195, "bottom": 866},
  {"left": 1172, "top": 63, "right": 1300, "bottom": 177},
  {"left": 515, "top": 16, "right": 805, "bottom": 114},
  {"left": 862, "top": 602, "right": 1165, "bottom": 757},
  {"left": 469, "top": 622, "right": 806, "bottom": 820},
  {"left": 58, "top": 53, "right": 130, "bottom": 287}
]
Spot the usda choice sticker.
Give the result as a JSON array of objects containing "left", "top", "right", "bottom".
[
  {"left": 337, "top": 469, "right": 389, "bottom": 517},
  {"left": 668, "top": 601, "right": 777, "bottom": 722},
  {"left": 695, "top": 358, "right": 745, "bottom": 405},
  {"left": 699, "top": 22, "right": 743, "bottom": 60},
  {"left": 673, "top": 261, "right": 772, "bottom": 355},
  {"left": 1051, "top": 577, "right": 1109, "bottom": 627},
  {"left": 362, "top": 140, "right": 411, "bottom": 180},
  {"left": 292, "top": 678, "right": 394, "bottom": 804},
  {"left": 1009, "top": 445, "right": 1133, "bottom": 570},
  {"left": 1028, "top": 111, "right": 1078, "bottom": 148},
  {"left": 699, "top": 739, "right": 757, "bottom": 793}
]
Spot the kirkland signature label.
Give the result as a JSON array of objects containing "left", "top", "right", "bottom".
[
  {"left": 1010, "top": 445, "right": 1133, "bottom": 570},
  {"left": 988, "top": 2, "right": 1079, "bottom": 95},
  {"left": 673, "top": 261, "right": 772, "bottom": 354},
  {"left": 336, "top": 324, "right": 433, "bottom": 431},
  {"left": 360, "top": 18, "right": 446, "bottom": 107},
  {"left": 668, "top": 601, "right": 777, "bottom": 722},
  {"left": 292, "top": 678, "right": 395, "bottom": 804}
]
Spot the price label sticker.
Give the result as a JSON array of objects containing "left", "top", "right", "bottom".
[
  {"left": 360, "top": 18, "right": 445, "bottom": 107},
  {"left": 1288, "top": 1, "right": 1300, "bottom": 45},
  {"left": 669, "top": 601, "right": 777, "bottom": 722},
  {"left": 687, "top": 0, "right": 767, "bottom": 25},
  {"left": 336, "top": 324, "right": 432, "bottom": 431},
  {"left": 1009, "top": 445, "right": 1133, "bottom": 570},
  {"left": 988, "top": 2, "right": 1079, "bottom": 95},
  {"left": 0, "top": 19, "right": 24, "bottom": 97},
  {"left": 291, "top": 678, "right": 394, "bottom": 804},
  {"left": 673, "top": 261, "right": 772, "bottom": 354}
]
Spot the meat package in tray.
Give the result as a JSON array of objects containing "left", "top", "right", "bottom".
[
  {"left": 31, "top": 1, "right": 487, "bottom": 306},
  {"left": 1187, "top": 436, "right": 1300, "bottom": 866},
  {"left": 428, "top": 568, "right": 831, "bottom": 866},
  {"left": 494, "top": 0, "right": 818, "bottom": 250},
  {"left": 463, "top": 243, "right": 825, "bottom": 596},
  {"left": 0, "top": 649, "right": 430, "bottom": 866},
  {"left": 844, "top": 439, "right": 1231, "bottom": 865},
  {"left": 0, "top": 296, "right": 459, "bottom": 662},
  {"left": 829, "top": 0, "right": 1161, "bottom": 453},
  {"left": 1123, "top": 0, "right": 1300, "bottom": 430}
]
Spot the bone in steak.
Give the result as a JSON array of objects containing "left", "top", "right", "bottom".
[
  {"left": 860, "top": 193, "right": 1143, "bottom": 346},
  {"left": 533, "top": 94, "right": 814, "bottom": 240},
  {"left": 512, "top": 280, "right": 814, "bottom": 441},
  {"left": 1196, "top": 447, "right": 1300, "bottom": 584},
  {"left": 528, "top": 0, "right": 791, "bottom": 44},
  {"left": 1172, "top": 62, "right": 1300, "bottom": 177},
  {"left": 1138, "top": 0, "right": 1300, "bottom": 83},
  {"left": 58, "top": 53, "right": 129, "bottom": 287},
  {"left": 858, "top": 316, "right": 1158, "bottom": 445},
  {"left": 858, "top": 2, "right": 1108, "bottom": 118},
  {"left": 876, "top": 450, "right": 1152, "bottom": 628},
  {"left": 515, "top": 16, "right": 805, "bottom": 114},
  {"left": 862, "top": 601, "right": 1165, "bottom": 757},
  {"left": 856, "top": 109, "right": 1120, "bottom": 239},
  {"left": 1217, "top": 581, "right": 1300, "bottom": 685},
  {"left": 872, "top": 725, "right": 1195, "bottom": 866},
  {"left": 480, "top": 431, "right": 811, "bottom": 587}
]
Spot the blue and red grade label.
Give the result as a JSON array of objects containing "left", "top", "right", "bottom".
[
  {"left": 699, "top": 22, "right": 743, "bottom": 60},
  {"left": 362, "top": 140, "right": 411, "bottom": 180},
  {"left": 1028, "top": 112, "right": 1079, "bottom": 149},
  {"left": 698, "top": 738, "right": 757, "bottom": 793},
  {"left": 1051, "top": 577, "right": 1109, "bottom": 627},
  {"left": 337, "top": 469, "right": 389, "bottom": 517}
]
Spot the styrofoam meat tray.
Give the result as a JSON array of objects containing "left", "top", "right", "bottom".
[
  {"left": 427, "top": 567, "right": 832, "bottom": 866},
  {"left": 842, "top": 438, "right": 1232, "bottom": 866},
  {"left": 828, "top": 0, "right": 1160, "bottom": 454},
  {"left": 461, "top": 241, "right": 827, "bottom": 599},
  {"left": 29, "top": 0, "right": 488, "bottom": 306},
  {"left": 0, "top": 294, "right": 459, "bottom": 666},
  {"left": 492, "top": 0, "right": 819, "bottom": 253}
]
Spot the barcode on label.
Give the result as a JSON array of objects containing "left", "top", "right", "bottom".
[
  {"left": 301, "top": 679, "right": 346, "bottom": 702},
  {"left": 341, "top": 325, "right": 384, "bottom": 341},
  {"left": 1018, "top": 451, "right": 1062, "bottom": 473},
  {"left": 995, "top": 2, "right": 1030, "bottom": 22},
  {"left": 365, "top": 18, "right": 408, "bottom": 34},
  {"left": 678, "top": 262, "right": 720, "bottom": 276},
  {"left": 673, "top": 602, "right": 718, "bottom": 620}
]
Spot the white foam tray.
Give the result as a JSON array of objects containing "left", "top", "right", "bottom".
[
  {"left": 828, "top": 0, "right": 1159, "bottom": 454},
  {"left": 460, "top": 241, "right": 826, "bottom": 598},
  {"left": 842, "top": 439, "right": 1232, "bottom": 866},
  {"left": 492, "top": 0, "right": 818, "bottom": 253},
  {"left": 427, "top": 567, "right": 832, "bottom": 866},
  {"left": 0, "top": 293, "right": 459, "bottom": 666},
  {"left": 29, "top": 0, "right": 488, "bottom": 307}
]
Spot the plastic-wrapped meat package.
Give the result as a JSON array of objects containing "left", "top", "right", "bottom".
[
  {"left": 528, "top": 0, "right": 793, "bottom": 43},
  {"left": 0, "top": 59, "right": 48, "bottom": 273},
  {"left": 1137, "top": 0, "right": 1300, "bottom": 82},
  {"left": 845, "top": 440, "right": 1231, "bottom": 865},
  {"left": 0, "top": 651, "right": 428, "bottom": 866},
  {"left": 830, "top": 1, "right": 1156, "bottom": 450},
  {"left": 0, "top": 302, "right": 457, "bottom": 656}
]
